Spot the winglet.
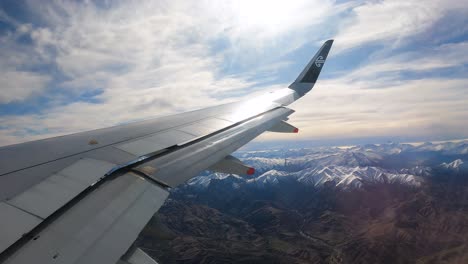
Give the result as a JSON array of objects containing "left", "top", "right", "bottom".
[{"left": 289, "top": 39, "right": 333, "bottom": 95}]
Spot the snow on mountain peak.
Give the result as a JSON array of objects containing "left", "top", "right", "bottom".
[
  {"left": 293, "top": 165, "right": 423, "bottom": 188},
  {"left": 247, "top": 170, "right": 289, "bottom": 187},
  {"left": 440, "top": 159, "right": 464, "bottom": 169},
  {"left": 188, "top": 173, "right": 243, "bottom": 187}
]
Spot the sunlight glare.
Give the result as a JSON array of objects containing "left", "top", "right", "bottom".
[{"left": 229, "top": 0, "right": 310, "bottom": 35}]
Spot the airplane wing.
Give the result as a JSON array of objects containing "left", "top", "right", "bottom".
[{"left": 0, "top": 40, "right": 333, "bottom": 264}]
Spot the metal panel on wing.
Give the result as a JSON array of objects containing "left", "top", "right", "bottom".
[
  {"left": 0, "top": 202, "right": 41, "bottom": 252},
  {"left": 119, "top": 248, "right": 159, "bottom": 264},
  {"left": 194, "top": 118, "right": 233, "bottom": 130},
  {"left": 76, "top": 179, "right": 167, "bottom": 264},
  {"left": 176, "top": 117, "right": 233, "bottom": 137},
  {"left": 84, "top": 146, "right": 138, "bottom": 165},
  {"left": 6, "top": 158, "right": 116, "bottom": 220},
  {"left": 115, "top": 130, "right": 195, "bottom": 157},
  {"left": 0, "top": 156, "right": 80, "bottom": 202},
  {"left": 8, "top": 174, "right": 86, "bottom": 219},
  {"left": 218, "top": 100, "right": 281, "bottom": 123},
  {"left": 59, "top": 158, "right": 116, "bottom": 186}
]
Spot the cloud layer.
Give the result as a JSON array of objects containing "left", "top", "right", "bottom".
[{"left": 0, "top": 0, "right": 467, "bottom": 146}]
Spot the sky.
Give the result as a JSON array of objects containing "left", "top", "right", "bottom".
[{"left": 0, "top": 0, "right": 467, "bottom": 147}]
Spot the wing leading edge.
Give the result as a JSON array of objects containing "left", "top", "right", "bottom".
[{"left": 0, "top": 40, "right": 333, "bottom": 264}]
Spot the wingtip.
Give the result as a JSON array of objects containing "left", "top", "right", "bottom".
[{"left": 289, "top": 38, "right": 334, "bottom": 93}]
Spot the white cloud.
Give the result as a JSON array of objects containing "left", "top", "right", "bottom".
[
  {"left": 344, "top": 42, "right": 468, "bottom": 82},
  {"left": 333, "top": 0, "right": 468, "bottom": 52},
  {"left": 203, "top": 0, "right": 335, "bottom": 42},
  {"left": 0, "top": 71, "right": 50, "bottom": 103}
]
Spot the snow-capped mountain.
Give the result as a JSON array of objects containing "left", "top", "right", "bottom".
[
  {"left": 189, "top": 165, "right": 424, "bottom": 190},
  {"left": 183, "top": 141, "right": 468, "bottom": 190},
  {"left": 247, "top": 170, "right": 290, "bottom": 187},
  {"left": 293, "top": 165, "right": 423, "bottom": 188},
  {"left": 399, "top": 166, "right": 432, "bottom": 177},
  {"left": 440, "top": 159, "right": 464, "bottom": 170},
  {"left": 187, "top": 173, "right": 244, "bottom": 188}
]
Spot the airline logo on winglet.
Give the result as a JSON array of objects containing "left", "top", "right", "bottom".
[{"left": 315, "top": 56, "right": 325, "bottom": 67}]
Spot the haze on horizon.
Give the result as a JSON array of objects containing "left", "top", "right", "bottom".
[{"left": 0, "top": 0, "right": 467, "bottom": 147}]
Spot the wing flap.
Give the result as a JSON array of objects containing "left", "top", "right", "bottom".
[
  {"left": 7, "top": 158, "right": 116, "bottom": 219},
  {"left": 3, "top": 173, "right": 168, "bottom": 264},
  {"left": 0, "top": 202, "right": 42, "bottom": 253},
  {"left": 119, "top": 248, "right": 159, "bottom": 264},
  {"left": 7, "top": 173, "right": 87, "bottom": 219},
  {"left": 208, "top": 155, "right": 255, "bottom": 175}
]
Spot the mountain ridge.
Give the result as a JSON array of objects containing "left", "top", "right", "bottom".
[{"left": 139, "top": 140, "right": 468, "bottom": 264}]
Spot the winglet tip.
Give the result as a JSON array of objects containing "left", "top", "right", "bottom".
[{"left": 289, "top": 38, "right": 334, "bottom": 94}]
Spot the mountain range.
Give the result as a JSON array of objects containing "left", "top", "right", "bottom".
[
  {"left": 138, "top": 140, "right": 468, "bottom": 264},
  {"left": 187, "top": 141, "right": 467, "bottom": 190}
]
